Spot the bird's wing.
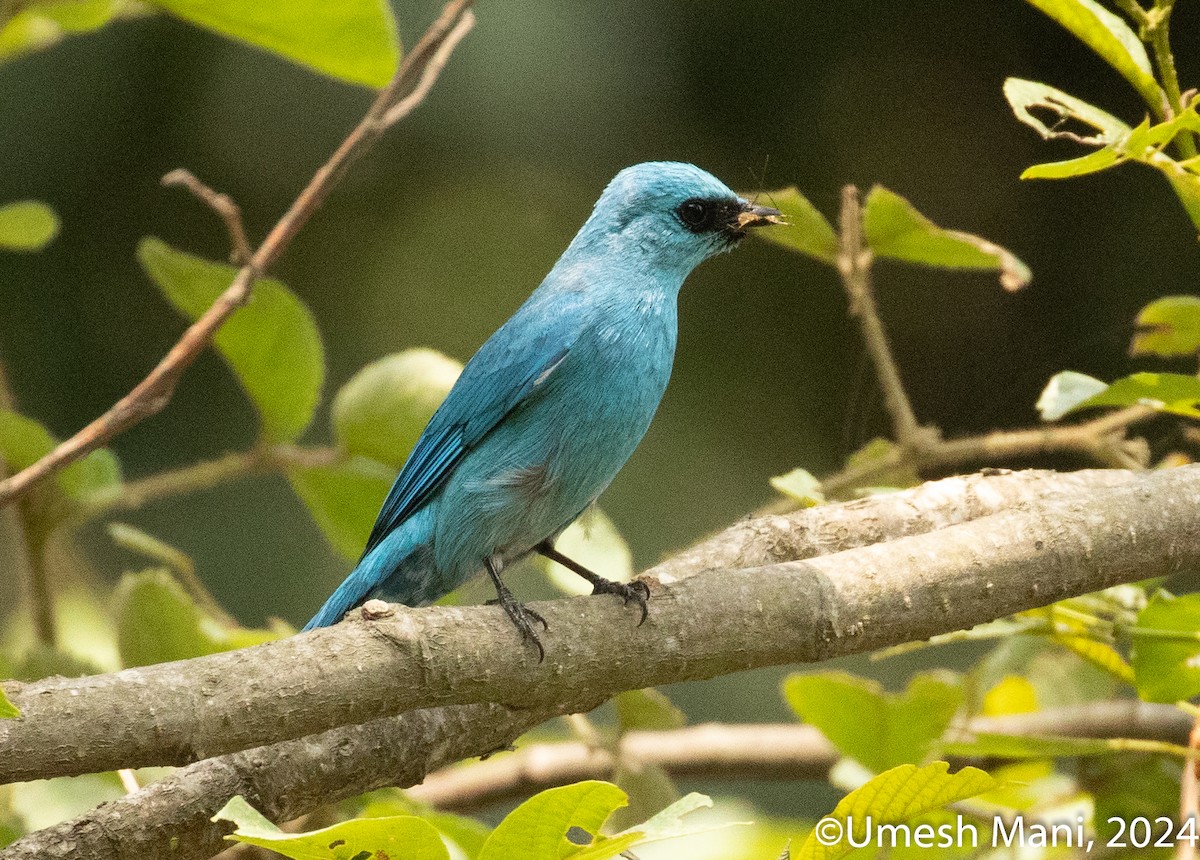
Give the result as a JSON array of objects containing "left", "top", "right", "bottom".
[{"left": 359, "top": 320, "right": 575, "bottom": 560}]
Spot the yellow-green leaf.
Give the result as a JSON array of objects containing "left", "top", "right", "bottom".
[
  {"left": 770, "top": 468, "right": 824, "bottom": 507},
  {"left": 0, "top": 685, "right": 19, "bottom": 719},
  {"left": 1022, "top": 145, "right": 1124, "bottom": 179},
  {"left": 1022, "top": 0, "right": 1160, "bottom": 110},
  {"left": 333, "top": 349, "right": 461, "bottom": 469},
  {"left": 477, "top": 781, "right": 637, "bottom": 860},
  {"left": 1131, "top": 296, "right": 1200, "bottom": 357},
  {"left": 0, "top": 201, "right": 59, "bottom": 251},
  {"left": 981, "top": 676, "right": 1038, "bottom": 717},
  {"left": 213, "top": 795, "right": 449, "bottom": 860},
  {"left": 796, "top": 762, "right": 998, "bottom": 860},
  {"left": 1131, "top": 592, "right": 1200, "bottom": 703},
  {"left": 146, "top": 0, "right": 399, "bottom": 87},
  {"left": 750, "top": 186, "right": 838, "bottom": 264},
  {"left": 138, "top": 238, "right": 325, "bottom": 443},
  {"left": 0, "top": 0, "right": 124, "bottom": 61},
  {"left": 286, "top": 456, "right": 393, "bottom": 560},
  {"left": 862, "top": 186, "right": 1030, "bottom": 291}
]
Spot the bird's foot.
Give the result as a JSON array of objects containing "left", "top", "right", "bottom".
[
  {"left": 535, "top": 540, "right": 650, "bottom": 625},
  {"left": 485, "top": 553, "right": 548, "bottom": 662},
  {"left": 589, "top": 577, "right": 650, "bottom": 625},
  {"left": 485, "top": 594, "right": 548, "bottom": 661}
]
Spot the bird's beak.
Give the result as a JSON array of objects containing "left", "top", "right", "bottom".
[{"left": 734, "top": 199, "right": 785, "bottom": 230}]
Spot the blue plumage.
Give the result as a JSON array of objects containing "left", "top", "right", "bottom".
[{"left": 304, "top": 162, "right": 780, "bottom": 649}]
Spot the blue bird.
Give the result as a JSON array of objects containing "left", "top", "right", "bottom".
[{"left": 304, "top": 162, "right": 781, "bottom": 656}]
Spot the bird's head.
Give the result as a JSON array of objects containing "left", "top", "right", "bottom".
[{"left": 570, "top": 162, "right": 783, "bottom": 278}]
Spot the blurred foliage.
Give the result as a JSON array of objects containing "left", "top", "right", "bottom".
[
  {"left": 217, "top": 782, "right": 721, "bottom": 860},
  {"left": 0, "top": 0, "right": 398, "bottom": 84},
  {"left": 0, "top": 201, "right": 58, "bottom": 251},
  {"left": 1, "top": 0, "right": 1200, "bottom": 856}
]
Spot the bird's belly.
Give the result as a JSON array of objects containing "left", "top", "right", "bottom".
[{"left": 432, "top": 352, "right": 669, "bottom": 578}]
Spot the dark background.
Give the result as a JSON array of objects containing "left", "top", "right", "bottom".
[{"left": 2, "top": 0, "right": 1198, "bottom": 819}]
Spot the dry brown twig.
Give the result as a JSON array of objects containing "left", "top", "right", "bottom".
[{"left": 0, "top": 0, "right": 477, "bottom": 510}]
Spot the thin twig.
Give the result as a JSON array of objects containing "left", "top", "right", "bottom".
[
  {"left": 409, "top": 704, "right": 1196, "bottom": 813},
  {"left": 1145, "top": 2, "right": 1197, "bottom": 158},
  {"left": 836, "top": 185, "right": 926, "bottom": 447},
  {"left": 808, "top": 405, "right": 1154, "bottom": 502},
  {"left": 162, "top": 170, "right": 253, "bottom": 265},
  {"left": 0, "top": 0, "right": 476, "bottom": 511}
]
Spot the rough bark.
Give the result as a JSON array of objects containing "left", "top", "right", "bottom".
[{"left": 0, "top": 468, "right": 1144, "bottom": 783}]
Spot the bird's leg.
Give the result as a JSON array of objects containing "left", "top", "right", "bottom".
[
  {"left": 484, "top": 553, "right": 548, "bottom": 661},
  {"left": 536, "top": 540, "right": 649, "bottom": 625}
]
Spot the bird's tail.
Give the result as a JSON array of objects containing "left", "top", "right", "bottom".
[{"left": 302, "top": 507, "right": 436, "bottom": 631}]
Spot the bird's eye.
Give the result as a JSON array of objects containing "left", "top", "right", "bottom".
[{"left": 677, "top": 198, "right": 712, "bottom": 232}]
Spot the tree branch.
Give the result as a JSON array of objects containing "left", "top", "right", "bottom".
[
  {"left": 4, "top": 466, "right": 1198, "bottom": 860},
  {"left": 408, "top": 702, "right": 1195, "bottom": 812},
  {"left": 0, "top": 466, "right": 1187, "bottom": 785},
  {"left": 0, "top": 702, "right": 568, "bottom": 860},
  {"left": 0, "top": 0, "right": 476, "bottom": 510}
]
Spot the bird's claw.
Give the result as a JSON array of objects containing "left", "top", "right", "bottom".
[
  {"left": 486, "top": 595, "right": 548, "bottom": 661},
  {"left": 591, "top": 578, "right": 650, "bottom": 625}
]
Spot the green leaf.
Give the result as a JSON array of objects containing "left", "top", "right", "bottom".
[
  {"left": 113, "top": 569, "right": 222, "bottom": 667},
  {"left": 1035, "top": 371, "right": 1108, "bottom": 420},
  {"left": 613, "top": 689, "right": 686, "bottom": 734},
  {"left": 286, "top": 456, "right": 393, "bottom": 560},
  {"left": 540, "top": 507, "right": 633, "bottom": 596},
  {"left": 113, "top": 569, "right": 285, "bottom": 668},
  {"left": 750, "top": 186, "right": 838, "bottom": 264},
  {"left": 1074, "top": 371, "right": 1200, "bottom": 418},
  {"left": 0, "top": 0, "right": 124, "bottom": 61},
  {"left": 477, "top": 781, "right": 638, "bottom": 860},
  {"left": 796, "top": 762, "right": 998, "bottom": 860},
  {"left": 0, "top": 686, "right": 19, "bottom": 719},
  {"left": 0, "top": 201, "right": 59, "bottom": 251},
  {"left": 770, "top": 468, "right": 824, "bottom": 507},
  {"left": 1166, "top": 169, "right": 1200, "bottom": 237},
  {"left": 783, "top": 671, "right": 963, "bottom": 772},
  {"left": 0, "top": 410, "right": 121, "bottom": 505},
  {"left": 1021, "top": 144, "right": 1124, "bottom": 179},
  {"left": 862, "top": 186, "right": 1031, "bottom": 291},
  {"left": 138, "top": 238, "right": 325, "bottom": 443},
  {"left": 1131, "top": 591, "right": 1200, "bottom": 703},
  {"left": 1131, "top": 296, "right": 1200, "bottom": 357},
  {"left": 351, "top": 789, "right": 492, "bottom": 858},
  {"left": 1022, "top": 0, "right": 1160, "bottom": 110},
  {"left": 332, "top": 349, "right": 461, "bottom": 469},
  {"left": 214, "top": 795, "right": 449, "bottom": 860},
  {"left": 1004, "top": 78, "right": 1132, "bottom": 144},
  {"left": 145, "top": 0, "right": 399, "bottom": 87}
]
